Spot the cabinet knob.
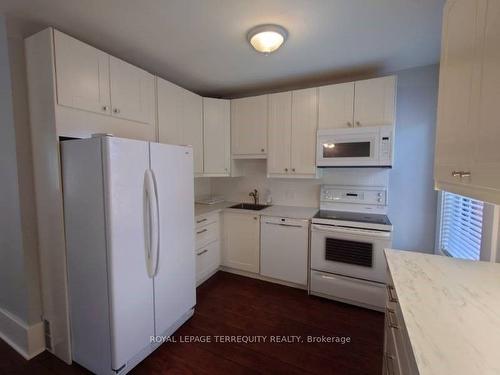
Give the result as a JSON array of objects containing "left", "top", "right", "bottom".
[
  {"left": 347, "top": 122, "right": 352, "bottom": 127},
  {"left": 292, "top": 168, "right": 296, "bottom": 172},
  {"left": 113, "top": 108, "right": 120, "bottom": 114},
  {"left": 284, "top": 168, "right": 288, "bottom": 172},
  {"left": 102, "top": 105, "right": 108, "bottom": 111},
  {"left": 254, "top": 217, "right": 258, "bottom": 220},
  {"left": 356, "top": 121, "right": 361, "bottom": 127},
  {"left": 451, "top": 171, "right": 462, "bottom": 177},
  {"left": 461, "top": 171, "right": 471, "bottom": 178},
  {"left": 261, "top": 148, "right": 265, "bottom": 153}
]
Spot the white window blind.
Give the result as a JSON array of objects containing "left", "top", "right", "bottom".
[{"left": 440, "top": 192, "right": 484, "bottom": 260}]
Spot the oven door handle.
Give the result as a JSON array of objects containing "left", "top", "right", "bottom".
[{"left": 311, "top": 224, "right": 391, "bottom": 238}]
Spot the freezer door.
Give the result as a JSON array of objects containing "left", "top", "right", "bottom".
[
  {"left": 149, "top": 142, "right": 196, "bottom": 336},
  {"left": 102, "top": 137, "right": 155, "bottom": 370}
]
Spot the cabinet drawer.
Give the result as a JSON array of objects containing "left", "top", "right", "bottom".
[
  {"left": 310, "top": 270, "right": 386, "bottom": 310},
  {"left": 195, "top": 214, "right": 218, "bottom": 229},
  {"left": 196, "top": 240, "right": 220, "bottom": 284},
  {"left": 195, "top": 221, "right": 219, "bottom": 250}
]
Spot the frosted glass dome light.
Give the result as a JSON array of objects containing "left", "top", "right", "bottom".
[{"left": 247, "top": 25, "right": 288, "bottom": 54}]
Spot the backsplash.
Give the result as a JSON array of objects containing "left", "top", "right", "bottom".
[{"left": 200, "top": 159, "right": 389, "bottom": 207}]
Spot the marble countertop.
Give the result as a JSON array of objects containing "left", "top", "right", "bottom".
[
  {"left": 385, "top": 249, "right": 500, "bottom": 375},
  {"left": 195, "top": 201, "right": 318, "bottom": 220}
]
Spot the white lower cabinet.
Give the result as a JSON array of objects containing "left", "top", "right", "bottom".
[
  {"left": 195, "top": 213, "right": 221, "bottom": 285},
  {"left": 260, "top": 216, "right": 309, "bottom": 285},
  {"left": 222, "top": 211, "right": 260, "bottom": 273},
  {"left": 383, "top": 272, "right": 419, "bottom": 375}
]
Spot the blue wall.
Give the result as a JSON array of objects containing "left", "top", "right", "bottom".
[{"left": 389, "top": 64, "right": 439, "bottom": 253}]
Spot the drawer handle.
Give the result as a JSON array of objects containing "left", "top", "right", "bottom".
[
  {"left": 197, "top": 249, "right": 208, "bottom": 256},
  {"left": 196, "top": 218, "right": 207, "bottom": 224},
  {"left": 385, "top": 353, "right": 396, "bottom": 375},
  {"left": 196, "top": 229, "right": 208, "bottom": 235},
  {"left": 386, "top": 308, "right": 399, "bottom": 329},
  {"left": 387, "top": 285, "right": 398, "bottom": 303}
]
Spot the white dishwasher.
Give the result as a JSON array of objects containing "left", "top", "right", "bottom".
[{"left": 260, "top": 216, "right": 309, "bottom": 286}]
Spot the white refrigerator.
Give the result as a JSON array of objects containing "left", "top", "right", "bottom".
[{"left": 61, "top": 136, "right": 196, "bottom": 375}]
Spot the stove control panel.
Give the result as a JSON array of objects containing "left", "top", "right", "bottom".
[{"left": 320, "top": 186, "right": 387, "bottom": 206}]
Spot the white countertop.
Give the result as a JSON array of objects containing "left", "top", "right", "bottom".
[
  {"left": 195, "top": 202, "right": 318, "bottom": 220},
  {"left": 194, "top": 201, "right": 235, "bottom": 217},
  {"left": 385, "top": 249, "right": 500, "bottom": 375}
]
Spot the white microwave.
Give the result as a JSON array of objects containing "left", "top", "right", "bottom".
[{"left": 316, "top": 125, "right": 394, "bottom": 168}]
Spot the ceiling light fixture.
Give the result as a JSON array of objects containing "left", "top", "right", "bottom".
[{"left": 247, "top": 24, "right": 288, "bottom": 54}]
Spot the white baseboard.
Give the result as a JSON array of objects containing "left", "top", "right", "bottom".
[{"left": 0, "top": 307, "right": 45, "bottom": 359}]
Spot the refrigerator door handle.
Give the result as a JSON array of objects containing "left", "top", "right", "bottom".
[
  {"left": 143, "top": 169, "right": 159, "bottom": 278},
  {"left": 151, "top": 170, "right": 160, "bottom": 278}
]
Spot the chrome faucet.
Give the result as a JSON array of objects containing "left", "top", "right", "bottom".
[{"left": 249, "top": 189, "right": 259, "bottom": 205}]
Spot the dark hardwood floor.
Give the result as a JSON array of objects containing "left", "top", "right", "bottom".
[{"left": 0, "top": 271, "right": 384, "bottom": 375}]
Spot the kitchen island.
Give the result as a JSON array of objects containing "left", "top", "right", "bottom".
[{"left": 385, "top": 249, "right": 500, "bottom": 375}]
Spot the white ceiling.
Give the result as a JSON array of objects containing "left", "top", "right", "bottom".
[{"left": 1, "top": 0, "right": 444, "bottom": 97}]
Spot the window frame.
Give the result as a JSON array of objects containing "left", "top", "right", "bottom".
[{"left": 435, "top": 190, "right": 500, "bottom": 262}]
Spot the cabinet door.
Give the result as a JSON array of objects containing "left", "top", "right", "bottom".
[
  {"left": 318, "top": 82, "right": 354, "bottom": 129},
  {"left": 182, "top": 90, "right": 204, "bottom": 175},
  {"left": 435, "top": 0, "right": 484, "bottom": 186},
  {"left": 54, "top": 30, "right": 110, "bottom": 115},
  {"left": 231, "top": 95, "right": 268, "bottom": 156},
  {"left": 291, "top": 88, "right": 318, "bottom": 176},
  {"left": 157, "top": 78, "right": 184, "bottom": 145},
  {"left": 157, "top": 78, "right": 203, "bottom": 174},
  {"left": 267, "top": 92, "right": 292, "bottom": 176},
  {"left": 354, "top": 76, "right": 396, "bottom": 127},
  {"left": 222, "top": 212, "right": 260, "bottom": 273},
  {"left": 203, "top": 98, "right": 230, "bottom": 176},
  {"left": 109, "top": 56, "right": 155, "bottom": 125},
  {"left": 472, "top": 0, "right": 500, "bottom": 195}
]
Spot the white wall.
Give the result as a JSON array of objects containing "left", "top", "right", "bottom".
[
  {"left": 0, "top": 14, "right": 30, "bottom": 324},
  {"left": 0, "top": 15, "right": 44, "bottom": 358},
  {"left": 209, "top": 65, "right": 440, "bottom": 253}
]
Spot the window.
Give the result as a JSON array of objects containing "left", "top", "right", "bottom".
[{"left": 439, "top": 192, "right": 484, "bottom": 260}]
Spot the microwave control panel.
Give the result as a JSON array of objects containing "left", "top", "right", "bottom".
[{"left": 379, "top": 127, "right": 393, "bottom": 163}]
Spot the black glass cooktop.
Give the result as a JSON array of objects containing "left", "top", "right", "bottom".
[{"left": 314, "top": 210, "right": 392, "bottom": 226}]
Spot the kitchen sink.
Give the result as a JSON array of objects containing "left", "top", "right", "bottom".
[{"left": 229, "top": 203, "right": 271, "bottom": 211}]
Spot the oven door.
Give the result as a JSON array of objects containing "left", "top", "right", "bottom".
[
  {"left": 310, "top": 224, "right": 391, "bottom": 283},
  {"left": 316, "top": 129, "right": 380, "bottom": 167}
]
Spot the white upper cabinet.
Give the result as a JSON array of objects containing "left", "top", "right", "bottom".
[
  {"left": 157, "top": 78, "right": 184, "bottom": 145},
  {"left": 54, "top": 30, "right": 111, "bottom": 115},
  {"left": 203, "top": 98, "right": 230, "bottom": 176},
  {"left": 435, "top": 0, "right": 481, "bottom": 186},
  {"left": 183, "top": 90, "right": 204, "bottom": 175},
  {"left": 54, "top": 30, "right": 155, "bottom": 126},
  {"left": 267, "top": 92, "right": 292, "bottom": 176},
  {"left": 471, "top": 0, "right": 500, "bottom": 196},
  {"left": 231, "top": 95, "right": 268, "bottom": 158},
  {"left": 157, "top": 78, "right": 203, "bottom": 174},
  {"left": 318, "top": 82, "right": 354, "bottom": 129},
  {"left": 434, "top": 0, "right": 500, "bottom": 204},
  {"left": 354, "top": 76, "right": 396, "bottom": 127},
  {"left": 267, "top": 89, "right": 318, "bottom": 178},
  {"left": 109, "top": 56, "right": 155, "bottom": 125},
  {"left": 291, "top": 88, "right": 318, "bottom": 176},
  {"left": 318, "top": 76, "right": 396, "bottom": 129}
]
